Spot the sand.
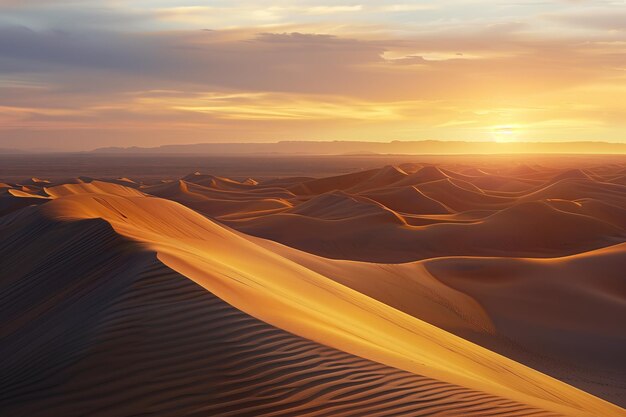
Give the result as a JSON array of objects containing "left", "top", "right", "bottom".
[{"left": 0, "top": 156, "right": 624, "bottom": 416}]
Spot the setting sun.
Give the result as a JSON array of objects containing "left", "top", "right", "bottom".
[{"left": 492, "top": 125, "right": 520, "bottom": 143}]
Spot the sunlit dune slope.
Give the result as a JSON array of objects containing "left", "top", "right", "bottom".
[
  {"left": 43, "top": 180, "right": 146, "bottom": 198},
  {"left": 243, "top": 233, "right": 626, "bottom": 406},
  {"left": 247, "top": 236, "right": 497, "bottom": 337},
  {"left": 7, "top": 185, "right": 618, "bottom": 417}
]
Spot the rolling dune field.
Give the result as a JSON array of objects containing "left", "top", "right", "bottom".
[{"left": 1, "top": 156, "right": 625, "bottom": 416}]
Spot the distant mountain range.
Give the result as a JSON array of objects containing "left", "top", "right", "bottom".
[{"left": 92, "top": 140, "right": 626, "bottom": 155}]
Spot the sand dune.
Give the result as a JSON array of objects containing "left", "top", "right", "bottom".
[
  {"left": 505, "top": 164, "right": 542, "bottom": 176},
  {"left": 223, "top": 163, "right": 625, "bottom": 262},
  {"left": 0, "top": 192, "right": 48, "bottom": 217},
  {"left": 548, "top": 169, "right": 597, "bottom": 183},
  {"left": 1, "top": 157, "right": 625, "bottom": 416},
  {"left": 520, "top": 178, "right": 626, "bottom": 204},
  {"left": 288, "top": 190, "right": 403, "bottom": 222},
  {"left": 141, "top": 180, "right": 293, "bottom": 218},
  {"left": 415, "top": 178, "right": 513, "bottom": 211},
  {"left": 609, "top": 175, "right": 626, "bottom": 185},
  {"left": 423, "top": 244, "right": 626, "bottom": 404},
  {"left": 346, "top": 165, "right": 408, "bottom": 192},
  {"left": 362, "top": 186, "right": 451, "bottom": 214},
  {"left": 146, "top": 179, "right": 296, "bottom": 201},
  {"left": 424, "top": 245, "right": 626, "bottom": 366},
  {"left": 289, "top": 168, "right": 382, "bottom": 195},
  {"left": 0, "top": 215, "right": 559, "bottom": 417},
  {"left": 541, "top": 198, "right": 626, "bottom": 229},
  {"left": 249, "top": 235, "right": 626, "bottom": 405},
  {"left": 394, "top": 165, "right": 450, "bottom": 185},
  {"left": 230, "top": 199, "right": 624, "bottom": 262},
  {"left": 182, "top": 172, "right": 260, "bottom": 191},
  {"left": 2, "top": 190, "right": 617, "bottom": 416},
  {"left": 44, "top": 180, "right": 146, "bottom": 198},
  {"left": 462, "top": 174, "right": 538, "bottom": 192}
]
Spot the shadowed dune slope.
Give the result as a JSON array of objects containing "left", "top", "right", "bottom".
[
  {"left": 415, "top": 178, "right": 513, "bottom": 212},
  {"left": 0, "top": 193, "right": 48, "bottom": 217},
  {"left": 288, "top": 190, "right": 404, "bottom": 223},
  {"left": 289, "top": 168, "right": 381, "bottom": 195},
  {"left": 362, "top": 186, "right": 451, "bottom": 214},
  {"left": 423, "top": 245, "right": 626, "bottom": 359},
  {"left": 422, "top": 245, "right": 626, "bottom": 406},
  {"left": 288, "top": 165, "right": 409, "bottom": 195},
  {"left": 520, "top": 179, "right": 626, "bottom": 205}
]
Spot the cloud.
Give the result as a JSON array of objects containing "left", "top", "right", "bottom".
[
  {"left": 3, "top": 22, "right": 622, "bottom": 99},
  {"left": 0, "top": 0, "right": 624, "bottom": 149},
  {"left": 0, "top": 27, "right": 388, "bottom": 97},
  {"left": 296, "top": 5, "right": 364, "bottom": 14},
  {"left": 547, "top": 9, "right": 626, "bottom": 31},
  {"left": 0, "top": 1, "right": 150, "bottom": 31}
]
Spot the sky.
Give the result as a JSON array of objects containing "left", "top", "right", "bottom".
[{"left": 0, "top": 0, "right": 624, "bottom": 150}]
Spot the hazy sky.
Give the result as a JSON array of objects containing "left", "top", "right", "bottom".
[{"left": 1, "top": 0, "right": 624, "bottom": 150}]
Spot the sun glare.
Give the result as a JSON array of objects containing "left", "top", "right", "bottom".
[{"left": 492, "top": 125, "right": 519, "bottom": 143}]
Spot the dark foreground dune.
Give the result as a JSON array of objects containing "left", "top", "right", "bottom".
[{"left": 0, "top": 156, "right": 625, "bottom": 416}]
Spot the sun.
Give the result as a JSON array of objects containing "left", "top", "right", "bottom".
[{"left": 492, "top": 125, "right": 519, "bottom": 143}]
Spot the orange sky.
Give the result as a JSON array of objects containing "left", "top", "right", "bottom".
[{"left": 0, "top": 1, "right": 624, "bottom": 150}]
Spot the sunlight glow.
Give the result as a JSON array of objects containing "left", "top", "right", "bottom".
[{"left": 492, "top": 126, "right": 520, "bottom": 143}]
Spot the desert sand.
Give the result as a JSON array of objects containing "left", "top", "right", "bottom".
[{"left": 1, "top": 155, "right": 625, "bottom": 416}]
